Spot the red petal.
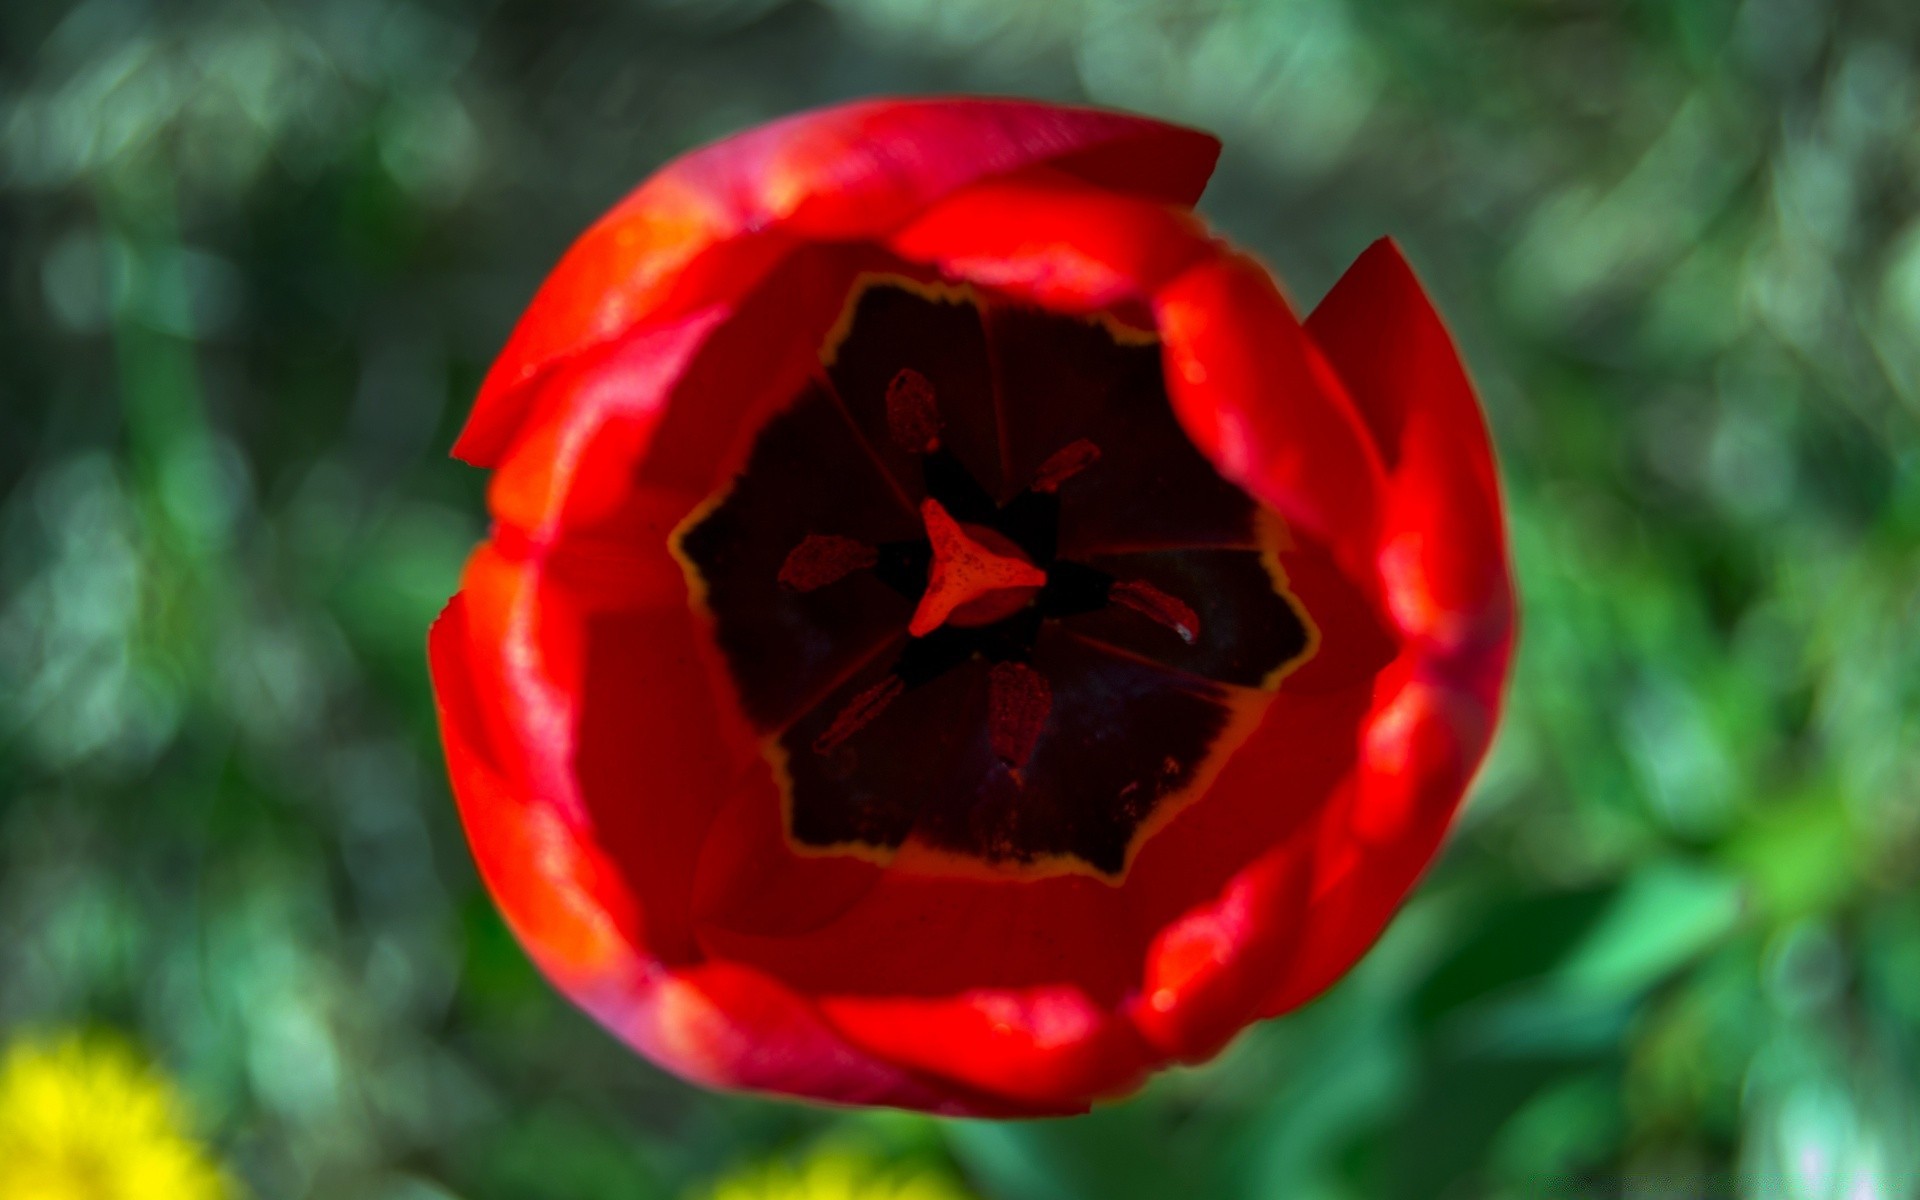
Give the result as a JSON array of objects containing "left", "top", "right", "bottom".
[
  {"left": 1268, "top": 538, "right": 1401, "bottom": 696},
  {"left": 441, "top": 572, "right": 1036, "bottom": 1116},
  {"left": 1233, "top": 242, "right": 1516, "bottom": 1012},
  {"left": 1129, "top": 832, "right": 1317, "bottom": 1062},
  {"left": 1133, "top": 659, "right": 1500, "bottom": 1059},
  {"left": 600, "top": 961, "right": 1028, "bottom": 1115},
  {"left": 1259, "top": 665, "right": 1494, "bottom": 1016},
  {"left": 487, "top": 309, "right": 729, "bottom": 548},
  {"left": 630, "top": 242, "right": 888, "bottom": 499},
  {"left": 1125, "top": 244, "right": 1518, "bottom": 1055},
  {"left": 1305, "top": 238, "right": 1515, "bottom": 665},
  {"left": 696, "top": 866, "right": 1143, "bottom": 1016},
  {"left": 690, "top": 772, "right": 888, "bottom": 941},
  {"left": 455, "top": 234, "right": 795, "bottom": 471},
  {"left": 1122, "top": 680, "right": 1373, "bottom": 1060},
  {"left": 430, "top": 593, "right": 645, "bottom": 979},
  {"left": 459, "top": 98, "right": 1220, "bottom": 466},
  {"left": 1154, "top": 252, "right": 1389, "bottom": 593},
  {"left": 888, "top": 171, "right": 1215, "bottom": 312},
  {"left": 442, "top": 533, "right": 759, "bottom": 966},
  {"left": 818, "top": 985, "right": 1151, "bottom": 1111},
  {"left": 690, "top": 869, "right": 1148, "bottom": 1110},
  {"left": 488, "top": 243, "right": 875, "bottom": 549}
]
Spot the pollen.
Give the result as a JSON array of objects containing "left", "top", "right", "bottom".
[{"left": 885, "top": 367, "right": 943, "bottom": 454}]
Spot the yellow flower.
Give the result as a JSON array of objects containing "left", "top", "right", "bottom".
[
  {"left": 702, "top": 1144, "right": 972, "bottom": 1200},
  {"left": 0, "top": 1032, "right": 232, "bottom": 1200}
]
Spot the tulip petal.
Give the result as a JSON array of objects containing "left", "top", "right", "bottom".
[
  {"left": 1123, "top": 659, "right": 1490, "bottom": 1060},
  {"left": 440, "top": 530, "right": 762, "bottom": 965},
  {"left": 1259, "top": 664, "right": 1491, "bottom": 1016},
  {"left": 1122, "top": 680, "right": 1372, "bottom": 1060},
  {"left": 689, "top": 771, "right": 889, "bottom": 941},
  {"left": 818, "top": 985, "right": 1152, "bottom": 1111},
  {"left": 888, "top": 172, "right": 1216, "bottom": 313},
  {"left": 1129, "top": 830, "right": 1318, "bottom": 1062},
  {"left": 430, "top": 593, "right": 647, "bottom": 977},
  {"left": 487, "top": 309, "right": 731, "bottom": 548},
  {"left": 696, "top": 867, "right": 1143, "bottom": 1008},
  {"left": 439, "top": 588, "right": 1031, "bottom": 1117},
  {"left": 1154, "top": 252, "right": 1389, "bottom": 594},
  {"left": 1305, "top": 238, "right": 1514, "bottom": 662},
  {"left": 488, "top": 241, "right": 880, "bottom": 550},
  {"left": 632, "top": 241, "right": 895, "bottom": 500},
  {"left": 1266, "top": 539, "right": 1401, "bottom": 696},
  {"left": 600, "top": 961, "right": 1031, "bottom": 1116},
  {"left": 459, "top": 98, "right": 1221, "bottom": 466},
  {"left": 1126, "top": 244, "right": 1517, "bottom": 1056}
]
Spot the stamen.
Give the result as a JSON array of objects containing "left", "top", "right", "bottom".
[
  {"left": 886, "top": 367, "right": 942, "bottom": 454},
  {"left": 909, "top": 498, "right": 1048, "bottom": 637},
  {"left": 1032, "top": 438, "right": 1101, "bottom": 493},
  {"left": 1111, "top": 579, "right": 1201, "bottom": 645},
  {"left": 988, "top": 661, "right": 1052, "bottom": 771},
  {"left": 779, "top": 533, "right": 878, "bottom": 592},
  {"left": 812, "top": 675, "right": 905, "bottom": 755}
]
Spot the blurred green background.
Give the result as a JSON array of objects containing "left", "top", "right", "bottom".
[{"left": 3, "top": 0, "right": 1918, "bottom": 1196}]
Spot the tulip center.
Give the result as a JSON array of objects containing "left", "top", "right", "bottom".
[{"left": 674, "top": 275, "right": 1315, "bottom": 879}]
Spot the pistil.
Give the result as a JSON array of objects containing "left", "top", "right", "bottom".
[{"left": 908, "top": 498, "right": 1047, "bottom": 637}]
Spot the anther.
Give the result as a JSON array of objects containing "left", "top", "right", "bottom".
[
  {"left": 987, "top": 661, "right": 1052, "bottom": 772},
  {"left": 1111, "top": 579, "right": 1201, "bottom": 645},
  {"left": 1032, "top": 438, "right": 1101, "bottom": 493},
  {"left": 812, "top": 675, "right": 905, "bottom": 755},
  {"left": 885, "top": 367, "right": 942, "bottom": 454},
  {"left": 779, "top": 534, "right": 878, "bottom": 592}
]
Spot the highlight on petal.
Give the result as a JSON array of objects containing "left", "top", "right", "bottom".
[
  {"left": 819, "top": 985, "right": 1151, "bottom": 1109},
  {"left": 1130, "top": 834, "right": 1317, "bottom": 1061}
]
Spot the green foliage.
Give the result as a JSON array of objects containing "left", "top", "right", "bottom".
[{"left": 3, "top": 0, "right": 1917, "bottom": 1196}]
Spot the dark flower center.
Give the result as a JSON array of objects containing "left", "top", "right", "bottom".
[{"left": 674, "top": 276, "right": 1315, "bottom": 878}]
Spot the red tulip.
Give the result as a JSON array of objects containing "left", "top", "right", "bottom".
[{"left": 429, "top": 96, "right": 1514, "bottom": 1116}]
